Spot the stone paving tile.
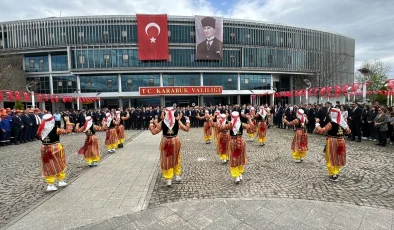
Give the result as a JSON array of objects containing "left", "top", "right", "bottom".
[
  {"left": 147, "top": 127, "right": 394, "bottom": 211},
  {"left": 0, "top": 130, "right": 144, "bottom": 228}
]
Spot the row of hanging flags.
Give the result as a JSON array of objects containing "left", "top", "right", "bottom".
[
  {"left": 0, "top": 90, "right": 100, "bottom": 104},
  {"left": 274, "top": 80, "right": 394, "bottom": 98}
]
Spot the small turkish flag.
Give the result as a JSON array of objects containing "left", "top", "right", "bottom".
[{"left": 137, "top": 14, "right": 169, "bottom": 60}]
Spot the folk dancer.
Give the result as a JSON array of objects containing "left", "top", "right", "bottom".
[
  {"left": 0, "top": 109, "right": 12, "bottom": 146},
  {"left": 283, "top": 109, "right": 308, "bottom": 163},
  {"left": 115, "top": 111, "right": 126, "bottom": 148},
  {"left": 213, "top": 110, "right": 220, "bottom": 143},
  {"left": 314, "top": 108, "right": 351, "bottom": 182},
  {"left": 217, "top": 111, "right": 254, "bottom": 184},
  {"left": 255, "top": 106, "right": 269, "bottom": 145},
  {"left": 246, "top": 107, "right": 257, "bottom": 141},
  {"left": 75, "top": 116, "right": 105, "bottom": 167},
  {"left": 104, "top": 112, "right": 119, "bottom": 153},
  {"left": 149, "top": 107, "right": 190, "bottom": 186},
  {"left": 214, "top": 113, "right": 230, "bottom": 163},
  {"left": 37, "top": 114, "right": 74, "bottom": 191},
  {"left": 197, "top": 110, "right": 213, "bottom": 143}
]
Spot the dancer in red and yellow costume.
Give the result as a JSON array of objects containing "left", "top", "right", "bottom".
[
  {"left": 255, "top": 106, "right": 269, "bottom": 145},
  {"left": 149, "top": 107, "right": 190, "bottom": 186},
  {"left": 75, "top": 116, "right": 105, "bottom": 167},
  {"left": 246, "top": 107, "right": 257, "bottom": 142},
  {"left": 214, "top": 113, "right": 230, "bottom": 163},
  {"left": 213, "top": 110, "right": 220, "bottom": 144},
  {"left": 115, "top": 111, "right": 126, "bottom": 148},
  {"left": 314, "top": 107, "right": 351, "bottom": 182},
  {"left": 197, "top": 110, "right": 213, "bottom": 143},
  {"left": 283, "top": 109, "right": 308, "bottom": 163},
  {"left": 217, "top": 111, "right": 254, "bottom": 184},
  {"left": 104, "top": 112, "right": 119, "bottom": 153},
  {"left": 37, "top": 114, "right": 74, "bottom": 191}
]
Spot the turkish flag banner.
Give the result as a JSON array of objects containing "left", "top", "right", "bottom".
[{"left": 137, "top": 14, "right": 169, "bottom": 60}]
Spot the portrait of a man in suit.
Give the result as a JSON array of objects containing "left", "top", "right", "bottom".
[{"left": 195, "top": 16, "right": 223, "bottom": 60}]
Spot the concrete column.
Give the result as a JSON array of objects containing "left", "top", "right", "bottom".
[
  {"left": 200, "top": 73, "right": 203, "bottom": 86},
  {"left": 76, "top": 75, "right": 81, "bottom": 110},
  {"left": 289, "top": 76, "right": 294, "bottom": 105},
  {"left": 67, "top": 46, "right": 72, "bottom": 70},
  {"left": 128, "top": 98, "right": 131, "bottom": 108},
  {"left": 160, "top": 96, "right": 165, "bottom": 107},
  {"left": 40, "top": 101, "right": 45, "bottom": 111},
  {"left": 228, "top": 96, "right": 231, "bottom": 105},
  {"left": 118, "top": 74, "right": 122, "bottom": 93},
  {"left": 237, "top": 73, "right": 241, "bottom": 91},
  {"left": 94, "top": 101, "right": 97, "bottom": 109},
  {"left": 160, "top": 73, "right": 163, "bottom": 87},
  {"left": 200, "top": 96, "right": 204, "bottom": 106},
  {"left": 119, "top": 98, "right": 123, "bottom": 108},
  {"left": 237, "top": 95, "right": 241, "bottom": 105}
]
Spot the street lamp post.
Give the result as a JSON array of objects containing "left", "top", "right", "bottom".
[
  {"left": 358, "top": 68, "right": 371, "bottom": 104},
  {"left": 74, "top": 89, "right": 80, "bottom": 110},
  {"left": 346, "top": 86, "right": 352, "bottom": 104},
  {"left": 303, "top": 79, "right": 311, "bottom": 104},
  {"left": 26, "top": 81, "right": 39, "bottom": 108},
  {"left": 96, "top": 92, "right": 101, "bottom": 109}
]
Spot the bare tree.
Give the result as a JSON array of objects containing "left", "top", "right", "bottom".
[
  {"left": 0, "top": 55, "right": 27, "bottom": 91},
  {"left": 293, "top": 51, "right": 350, "bottom": 102},
  {"left": 355, "top": 59, "right": 390, "bottom": 102}
]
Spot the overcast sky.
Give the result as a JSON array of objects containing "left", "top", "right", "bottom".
[{"left": 1, "top": 0, "right": 393, "bottom": 79}]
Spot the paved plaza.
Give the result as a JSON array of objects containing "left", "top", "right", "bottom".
[
  {"left": 0, "top": 129, "right": 144, "bottom": 228},
  {"left": 2, "top": 127, "right": 394, "bottom": 229}
]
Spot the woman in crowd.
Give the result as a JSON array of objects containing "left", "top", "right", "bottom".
[
  {"left": 374, "top": 107, "right": 389, "bottom": 147},
  {"left": 361, "top": 105, "right": 370, "bottom": 140}
]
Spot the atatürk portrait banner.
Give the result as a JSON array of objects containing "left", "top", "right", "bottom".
[{"left": 195, "top": 15, "right": 223, "bottom": 61}]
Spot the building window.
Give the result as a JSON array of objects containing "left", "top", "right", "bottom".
[
  {"left": 249, "top": 54, "right": 254, "bottom": 64},
  {"left": 246, "top": 33, "right": 250, "bottom": 39},
  {"left": 208, "top": 78, "right": 213, "bottom": 86},
  {"left": 67, "top": 80, "right": 72, "bottom": 86},
  {"left": 78, "top": 32, "right": 84, "bottom": 37},
  {"left": 79, "top": 55, "right": 85, "bottom": 64},
  {"left": 168, "top": 30, "right": 171, "bottom": 38},
  {"left": 190, "top": 78, "right": 195, "bottom": 86},
  {"left": 230, "top": 55, "right": 235, "bottom": 63},
  {"left": 122, "top": 54, "right": 129, "bottom": 63},
  {"left": 103, "top": 31, "right": 108, "bottom": 40},
  {"left": 29, "top": 60, "right": 34, "bottom": 68},
  {"left": 190, "top": 31, "right": 195, "bottom": 38},
  {"left": 58, "top": 81, "right": 63, "bottom": 87},
  {"left": 104, "top": 54, "right": 110, "bottom": 64},
  {"left": 268, "top": 55, "right": 273, "bottom": 64},
  {"left": 228, "top": 78, "right": 233, "bottom": 84},
  {"left": 168, "top": 54, "right": 172, "bottom": 62},
  {"left": 127, "top": 78, "right": 132, "bottom": 87},
  {"left": 148, "top": 78, "right": 154, "bottom": 86},
  {"left": 191, "top": 53, "right": 195, "bottom": 62},
  {"left": 107, "top": 79, "right": 113, "bottom": 88},
  {"left": 121, "top": 30, "right": 127, "bottom": 37},
  {"left": 49, "top": 33, "right": 54, "bottom": 40},
  {"left": 262, "top": 78, "right": 266, "bottom": 83},
  {"left": 245, "top": 78, "right": 249, "bottom": 84},
  {"left": 230, "top": 32, "right": 236, "bottom": 40},
  {"left": 168, "top": 78, "right": 174, "bottom": 86},
  {"left": 39, "top": 59, "right": 44, "bottom": 68},
  {"left": 287, "top": 56, "right": 292, "bottom": 64},
  {"left": 266, "top": 35, "right": 270, "bottom": 41},
  {"left": 280, "top": 37, "right": 283, "bottom": 43}
]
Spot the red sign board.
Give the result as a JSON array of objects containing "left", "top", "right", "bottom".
[{"left": 139, "top": 86, "right": 223, "bottom": 95}]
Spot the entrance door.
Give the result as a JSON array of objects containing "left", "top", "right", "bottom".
[{"left": 178, "top": 100, "right": 189, "bottom": 108}]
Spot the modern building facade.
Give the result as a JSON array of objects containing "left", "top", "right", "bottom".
[{"left": 0, "top": 15, "right": 355, "bottom": 110}]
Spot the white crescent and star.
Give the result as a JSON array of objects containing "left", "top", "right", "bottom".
[{"left": 145, "top": 22, "right": 161, "bottom": 43}]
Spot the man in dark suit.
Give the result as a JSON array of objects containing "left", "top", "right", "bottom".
[
  {"left": 21, "top": 109, "right": 33, "bottom": 143},
  {"left": 12, "top": 110, "right": 24, "bottom": 145},
  {"left": 349, "top": 103, "right": 362, "bottom": 142},
  {"left": 196, "top": 17, "right": 223, "bottom": 60}
]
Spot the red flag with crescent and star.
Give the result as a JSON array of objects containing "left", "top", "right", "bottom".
[{"left": 137, "top": 14, "right": 169, "bottom": 60}]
